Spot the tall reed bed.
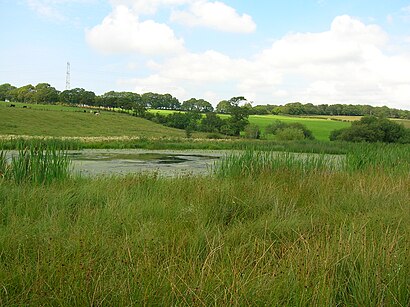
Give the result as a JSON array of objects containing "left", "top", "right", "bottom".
[
  {"left": 345, "top": 142, "right": 410, "bottom": 174},
  {"left": 0, "top": 137, "right": 83, "bottom": 150},
  {"left": 215, "top": 150, "right": 342, "bottom": 178},
  {"left": 0, "top": 147, "right": 71, "bottom": 184},
  {"left": 215, "top": 143, "right": 410, "bottom": 178}
]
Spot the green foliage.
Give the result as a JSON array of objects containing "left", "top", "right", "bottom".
[
  {"left": 181, "top": 98, "right": 213, "bottom": 112},
  {"left": 275, "top": 127, "right": 305, "bottom": 141},
  {"left": 330, "top": 116, "right": 409, "bottom": 143},
  {"left": 199, "top": 112, "right": 225, "bottom": 133},
  {"left": 244, "top": 124, "right": 260, "bottom": 139},
  {"left": 264, "top": 120, "right": 315, "bottom": 140},
  {"left": 60, "top": 88, "right": 96, "bottom": 106},
  {"left": 1, "top": 147, "right": 71, "bottom": 184}
]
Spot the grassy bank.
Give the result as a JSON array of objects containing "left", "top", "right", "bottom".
[
  {"left": 0, "top": 144, "right": 409, "bottom": 305},
  {"left": 0, "top": 103, "right": 193, "bottom": 138},
  {"left": 0, "top": 136, "right": 359, "bottom": 155}
]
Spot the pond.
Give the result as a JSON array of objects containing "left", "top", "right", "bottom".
[{"left": 68, "top": 149, "right": 226, "bottom": 177}]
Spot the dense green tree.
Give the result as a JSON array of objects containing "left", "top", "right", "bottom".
[
  {"left": 0, "top": 83, "right": 17, "bottom": 101},
  {"left": 60, "top": 88, "right": 96, "bottom": 106},
  {"left": 33, "top": 83, "right": 59, "bottom": 104},
  {"left": 199, "top": 113, "right": 225, "bottom": 132},
  {"left": 98, "top": 91, "right": 141, "bottom": 110},
  {"left": 12, "top": 84, "right": 35, "bottom": 103},
  {"left": 216, "top": 100, "right": 231, "bottom": 114},
  {"left": 330, "top": 116, "right": 409, "bottom": 143},
  {"left": 142, "top": 92, "right": 180, "bottom": 110},
  {"left": 181, "top": 98, "right": 214, "bottom": 112}
]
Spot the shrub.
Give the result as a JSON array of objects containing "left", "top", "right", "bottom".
[
  {"left": 275, "top": 127, "right": 305, "bottom": 141},
  {"left": 330, "top": 116, "right": 409, "bottom": 143},
  {"left": 244, "top": 124, "right": 260, "bottom": 139}
]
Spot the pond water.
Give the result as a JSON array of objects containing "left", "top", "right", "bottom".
[{"left": 68, "top": 149, "right": 227, "bottom": 177}]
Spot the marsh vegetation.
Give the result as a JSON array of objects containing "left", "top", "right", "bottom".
[{"left": 0, "top": 142, "right": 409, "bottom": 305}]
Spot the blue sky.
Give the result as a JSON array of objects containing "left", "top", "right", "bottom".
[{"left": 1, "top": 0, "right": 410, "bottom": 109}]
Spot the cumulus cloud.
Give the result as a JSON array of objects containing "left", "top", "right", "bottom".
[
  {"left": 121, "top": 15, "right": 410, "bottom": 109},
  {"left": 85, "top": 5, "right": 184, "bottom": 55},
  {"left": 170, "top": 0, "right": 256, "bottom": 33}
]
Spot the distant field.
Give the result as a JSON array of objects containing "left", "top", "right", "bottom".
[
  {"left": 304, "top": 115, "right": 362, "bottom": 121},
  {"left": 248, "top": 115, "right": 351, "bottom": 141},
  {"left": 0, "top": 102, "right": 189, "bottom": 138},
  {"left": 3, "top": 102, "right": 407, "bottom": 140},
  {"left": 150, "top": 110, "right": 351, "bottom": 141}
]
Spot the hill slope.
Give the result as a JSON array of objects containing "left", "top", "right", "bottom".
[{"left": 0, "top": 104, "right": 187, "bottom": 138}]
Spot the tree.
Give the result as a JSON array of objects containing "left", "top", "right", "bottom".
[
  {"left": 60, "top": 88, "right": 96, "bottom": 106},
  {"left": 330, "top": 116, "right": 409, "bottom": 143},
  {"left": 141, "top": 92, "right": 180, "bottom": 110},
  {"left": 13, "top": 84, "right": 35, "bottom": 103},
  {"left": 226, "top": 97, "right": 250, "bottom": 136},
  {"left": 199, "top": 112, "right": 225, "bottom": 132},
  {"left": 216, "top": 100, "right": 231, "bottom": 114},
  {"left": 181, "top": 98, "right": 214, "bottom": 112},
  {"left": 0, "top": 83, "right": 17, "bottom": 101},
  {"left": 33, "top": 83, "right": 59, "bottom": 104}
]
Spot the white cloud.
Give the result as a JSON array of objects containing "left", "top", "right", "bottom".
[
  {"left": 85, "top": 5, "right": 184, "bottom": 55},
  {"left": 170, "top": 0, "right": 256, "bottom": 33},
  {"left": 27, "top": 0, "right": 66, "bottom": 21},
  {"left": 109, "top": 0, "right": 191, "bottom": 15},
  {"left": 26, "top": 0, "right": 96, "bottom": 21},
  {"left": 120, "top": 15, "right": 410, "bottom": 109}
]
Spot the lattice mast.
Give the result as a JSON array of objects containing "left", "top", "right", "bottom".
[{"left": 65, "top": 62, "right": 71, "bottom": 90}]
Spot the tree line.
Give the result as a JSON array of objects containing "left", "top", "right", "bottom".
[{"left": 1, "top": 83, "right": 409, "bottom": 119}]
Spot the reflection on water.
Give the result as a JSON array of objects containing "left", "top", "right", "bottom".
[{"left": 68, "top": 149, "right": 224, "bottom": 177}]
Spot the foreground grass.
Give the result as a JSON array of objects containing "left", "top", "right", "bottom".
[{"left": 0, "top": 146, "right": 409, "bottom": 305}]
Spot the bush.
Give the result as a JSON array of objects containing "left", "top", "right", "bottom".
[
  {"left": 275, "top": 127, "right": 305, "bottom": 141},
  {"left": 244, "top": 124, "right": 260, "bottom": 139},
  {"left": 265, "top": 121, "right": 314, "bottom": 140},
  {"left": 330, "top": 116, "right": 409, "bottom": 143}
]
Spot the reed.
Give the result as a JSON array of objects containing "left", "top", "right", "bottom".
[{"left": 2, "top": 147, "right": 71, "bottom": 184}]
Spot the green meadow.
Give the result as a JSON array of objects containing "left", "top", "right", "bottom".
[
  {"left": 0, "top": 102, "right": 189, "bottom": 138},
  {"left": 248, "top": 115, "right": 351, "bottom": 140}
]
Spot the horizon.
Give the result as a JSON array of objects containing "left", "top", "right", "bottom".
[{"left": 1, "top": 0, "right": 410, "bottom": 110}]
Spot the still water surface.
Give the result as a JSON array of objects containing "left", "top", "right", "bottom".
[{"left": 69, "top": 149, "right": 226, "bottom": 177}]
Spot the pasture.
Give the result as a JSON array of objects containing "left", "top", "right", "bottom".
[{"left": 0, "top": 102, "right": 191, "bottom": 138}]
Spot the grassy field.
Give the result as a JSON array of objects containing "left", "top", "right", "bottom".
[
  {"left": 150, "top": 110, "right": 352, "bottom": 141},
  {"left": 0, "top": 143, "right": 409, "bottom": 305},
  {"left": 0, "top": 102, "right": 193, "bottom": 138},
  {"left": 248, "top": 115, "right": 351, "bottom": 141}
]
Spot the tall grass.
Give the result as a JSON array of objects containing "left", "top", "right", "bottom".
[
  {"left": 1, "top": 147, "right": 71, "bottom": 184},
  {"left": 215, "top": 150, "right": 341, "bottom": 178},
  {"left": 0, "top": 137, "right": 83, "bottom": 150},
  {"left": 345, "top": 142, "right": 410, "bottom": 174},
  {"left": 0, "top": 171, "right": 408, "bottom": 305},
  {"left": 0, "top": 142, "right": 409, "bottom": 305},
  {"left": 215, "top": 143, "right": 410, "bottom": 178}
]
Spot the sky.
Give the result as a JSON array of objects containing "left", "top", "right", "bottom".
[{"left": 1, "top": 0, "right": 410, "bottom": 110}]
